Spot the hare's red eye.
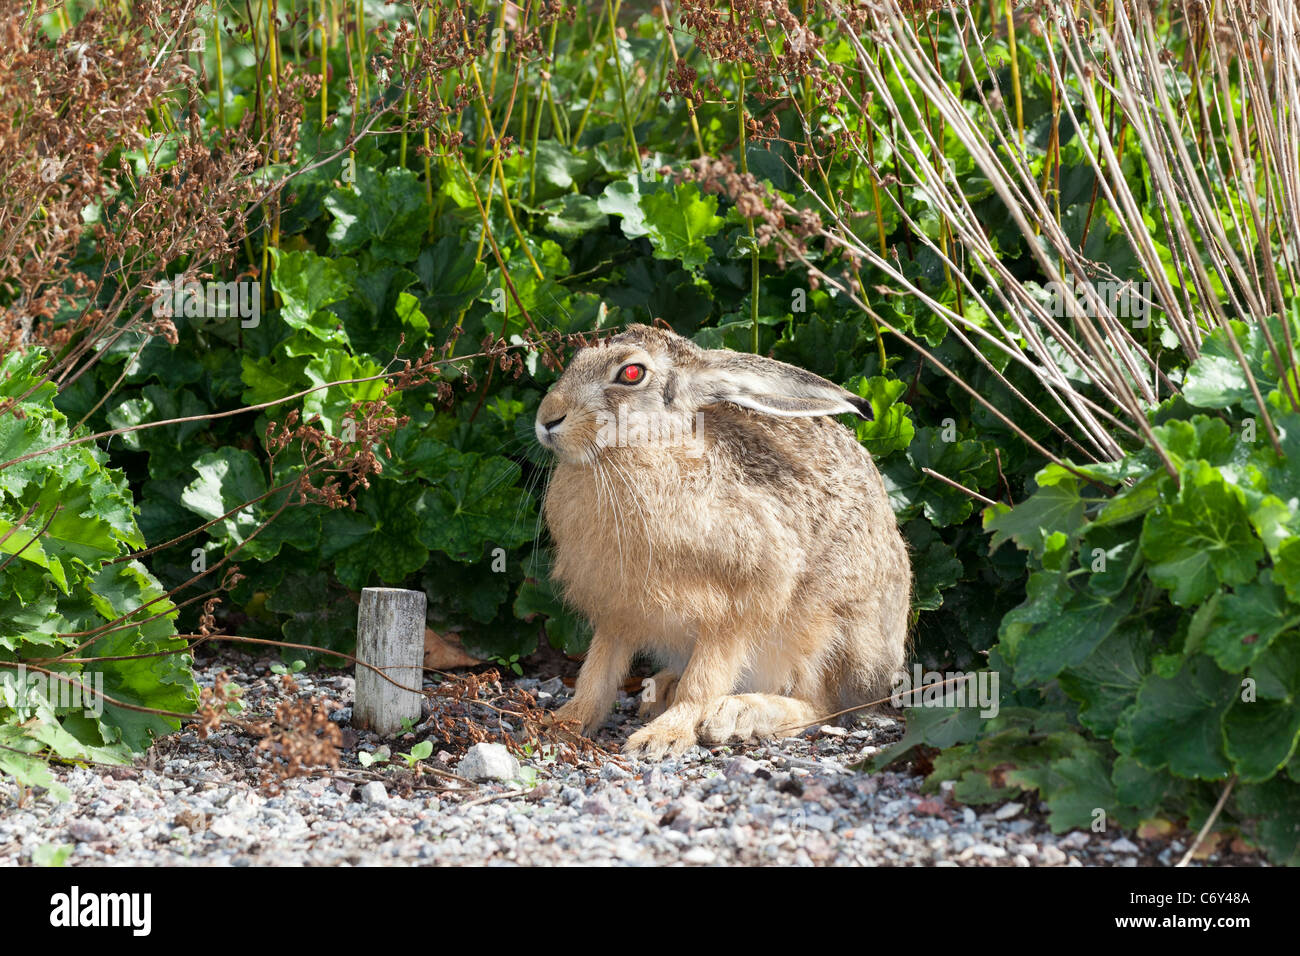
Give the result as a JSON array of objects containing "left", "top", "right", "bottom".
[{"left": 617, "top": 363, "right": 646, "bottom": 384}]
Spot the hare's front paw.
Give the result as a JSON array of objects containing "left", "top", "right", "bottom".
[
  {"left": 550, "top": 700, "right": 605, "bottom": 736},
  {"left": 624, "top": 713, "right": 697, "bottom": 759},
  {"left": 636, "top": 669, "right": 679, "bottom": 721}
]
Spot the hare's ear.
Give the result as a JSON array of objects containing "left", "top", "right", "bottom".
[{"left": 687, "top": 352, "right": 872, "bottom": 420}]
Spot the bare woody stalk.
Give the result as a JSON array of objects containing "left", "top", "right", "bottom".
[{"left": 779, "top": 0, "right": 1297, "bottom": 471}]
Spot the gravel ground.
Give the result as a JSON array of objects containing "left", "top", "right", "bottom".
[{"left": 0, "top": 654, "right": 1267, "bottom": 867}]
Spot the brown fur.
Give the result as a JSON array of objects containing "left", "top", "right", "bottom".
[{"left": 535, "top": 325, "right": 910, "bottom": 758}]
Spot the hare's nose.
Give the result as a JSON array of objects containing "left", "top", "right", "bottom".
[{"left": 543, "top": 414, "right": 567, "bottom": 431}]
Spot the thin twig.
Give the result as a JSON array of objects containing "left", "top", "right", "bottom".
[{"left": 1176, "top": 776, "right": 1236, "bottom": 867}]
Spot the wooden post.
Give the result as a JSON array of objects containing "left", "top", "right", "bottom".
[{"left": 354, "top": 587, "right": 426, "bottom": 736}]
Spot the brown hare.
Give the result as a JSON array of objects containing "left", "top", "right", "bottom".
[{"left": 536, "top": 324, "right": 910, "bottom": 759}]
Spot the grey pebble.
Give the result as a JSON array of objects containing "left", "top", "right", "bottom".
[{"left": 67, "top": 819, "right": 108, "bottom": 843}]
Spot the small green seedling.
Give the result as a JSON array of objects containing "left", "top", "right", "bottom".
[
  {"left": 491, "top": 653, "right": 524, "bottom": 676},
  {"left": 270, "top": 659, "right": 307, "bottom": 676},
  {"left": 224, "top": 682, "right": 245, "bottom": 715},
  {"left": 33, "top": 844, "right": 71, "bottom": 867},
  {"left": 398, "top": 741, "right": 434, "bottom": 768},
  {"left": 357, "top": 745, "right": 391, "bottom": 768},
  {"left": 513, "top": 764, "right": 539, "bottom": 789}
]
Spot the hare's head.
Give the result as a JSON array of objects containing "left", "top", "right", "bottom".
[{"left": 535, "top": 324, "right": 871, "bottom": 463}]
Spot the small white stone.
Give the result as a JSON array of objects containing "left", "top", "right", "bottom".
[
  {"left": 1041, "top": 845, "right": 1068, "bottom": 865},
  {"left": 456, "top": 743, "right": 520, "bottom": 783},
  {"left": 360, "top": 782, "right": 389, "bottom": 805},
  {"left": 682, "top": 847, "right": 716, "bottom": 865},
  {"left": 957, "top": 842, "right": 1008, "bottom": 861},
  {"left": 209, "top": 815, "right": 244, "bottom": 838},
  {"left": 994, "top": 801, "right": 1023, "bottom": 820}
]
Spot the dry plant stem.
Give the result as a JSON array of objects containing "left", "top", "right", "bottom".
[
  {"left": 810, "top": 1, "right": 1295, "bottom": 473},
  {"left": 0, "top": 661, "right": 197, "bottom": 723},
  {"left": 451, "top": 152, "right": 560, "bottom": 366},
  {"left": 921, "top": 467, "right": 999, "bottom": 507},
  {"left": 658, "top": 1, "right": 706, "bottom": 157},
  {"left": 815, "top": 18, "right": 1136, "bottom": 457},
  {"left": 457, "top": 787, "right": 528, "bottom": 808},
  {"left": 103, "top": 470, "right": 325, "bottom": 567},
  {"left": 51, "top": 474, "right": 309, "bottom": 659},
  {"left": 789, "top": 242, "right": 1114, "bottom": 493},
  {"left": 1, "top": 349, "right": 501, "bottom": 474},
  {"left": 772, "top": 674, "right": 975, "bottom": 736},
  {"left": 1176, "top": 776, "right": 1236, "bottom": 867},
  {"left": 605, "top": 0, "right": 639, "bottom": 166}
]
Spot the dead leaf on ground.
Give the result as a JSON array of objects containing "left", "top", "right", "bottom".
[
  {"left": 914, "top": 797, "right": 951, "bottom": 820},
  {"left": 424, "top": 628, "right": 479, "bottom": 670},
  {"left": 1191, "top": 830, "right": 1225, "bottom": 860},
  {"left": 1136, "top": 818, "right": 1176, "bottom": 840}
]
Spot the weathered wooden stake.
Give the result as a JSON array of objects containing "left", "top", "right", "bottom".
[{"left": 354, "top": 587, "right": 426, "bottom": 736}]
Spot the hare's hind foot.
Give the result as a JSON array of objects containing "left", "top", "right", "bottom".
[
  {"left": 636, "top": 669, "right": 679, "bottom": 721},
  {"left": 624, "top": 693, "right": 821, "bottom": 759},
  {"left": 697, "top": 694, "right": 820, "bottom": 745}
]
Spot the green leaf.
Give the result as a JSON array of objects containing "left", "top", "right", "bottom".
[
  {"left": 270, "top": 248, "right": 357, "bottom": 331},
  {"left": 1058, "top": 623, "right": 1150, "bottom": 737},
  {"left": 513, "top": 552, "right": 592, "bottom": 655},
  {"left": 413, "top": 237, "right": 489, "bottom": 317},
  {"left": 301, "top": 349, "right": 385, "bottom": 433},
  {"left": 1115, "top": 656, "right": 1236, "bottom": 780},
  {"left": 1091, "top": 471, "right": 1161, "bottom": 528},
  {"left": 884, "top": 427, "right": 993, "bottom": 528},
  {"left": 541, "top": 193, "right": 606, "bottom": 238},
  {"left": 325, "top": 167, "right": 427, "bottom": 263},
  {"left": 1224, "top": 640, "right": 1300, "bottom": 781},
  {"left": 1183, "top": 315, "right": 1293, "bottom": 413},
  {"left": 416, "top": 449, "right": 535, "bottom": 562},
  {"left": 1112, "top": 754, "right": 1180, "bottom": 814},
  {"left": 1152, "top": 415, "right": 1242, "bottom": 470},
  {"left": 180, "top": 449, "right": 268, "bottom": 544},
  {"left": 597, "top": 178, "right": 649, "bottom": 238},
  {"left": 409, "top": 740, "right": 433, "bottom": 761},
  {"left": 530, "top": 140, "right": 599, "bottom": 200},
  {"left": 984, "top": 476, "right": 1086, "bottom": 558},
  {"left": 848, "top": 375, "right": 914, "bottom": 456},
  {"left": 639, "top": 182, "right": 724, "bottom": 269},
  {"left": 1140, "top": 462, "right": 1263, "bottom": 606},
  {"left": 1007, "top": 741, "right": 1128, "bottom": 833},
  {"left": 861, "top": 704, "right": 987, "bottom": 773},
  {"left": 1236, "top": 777, "right": 1300, "bottom": 865},
  {"left": 1203, "top": 571, "right": 1300, "bottom": 671},
  {"left": 33, "top": 843, "right": 71, "bottom": 867},
  {"left": 1275, "top": 537, "right": 1300, "bottom": 605},
  {"left": 240, "top": 353, "right": 311, "bottom": 405},
  {"left": 1005, "top": 582, "right": 1134, "bottom": 686},
  {"left": 904, "top": 521, "right": 963, "bottom": 612},
  {"left": 321, "top": 482, "right": 429, "bottom": 591},
  {"left": 393, "top": 291, "right": 430, "bottom": 335}
]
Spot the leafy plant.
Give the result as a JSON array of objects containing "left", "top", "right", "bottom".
[
  {"left": 873, "top": 307, "right": 1300, "bottom": 863},
  {"left": 0, "top": 349, "right": 198, "bottom": 786}
]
